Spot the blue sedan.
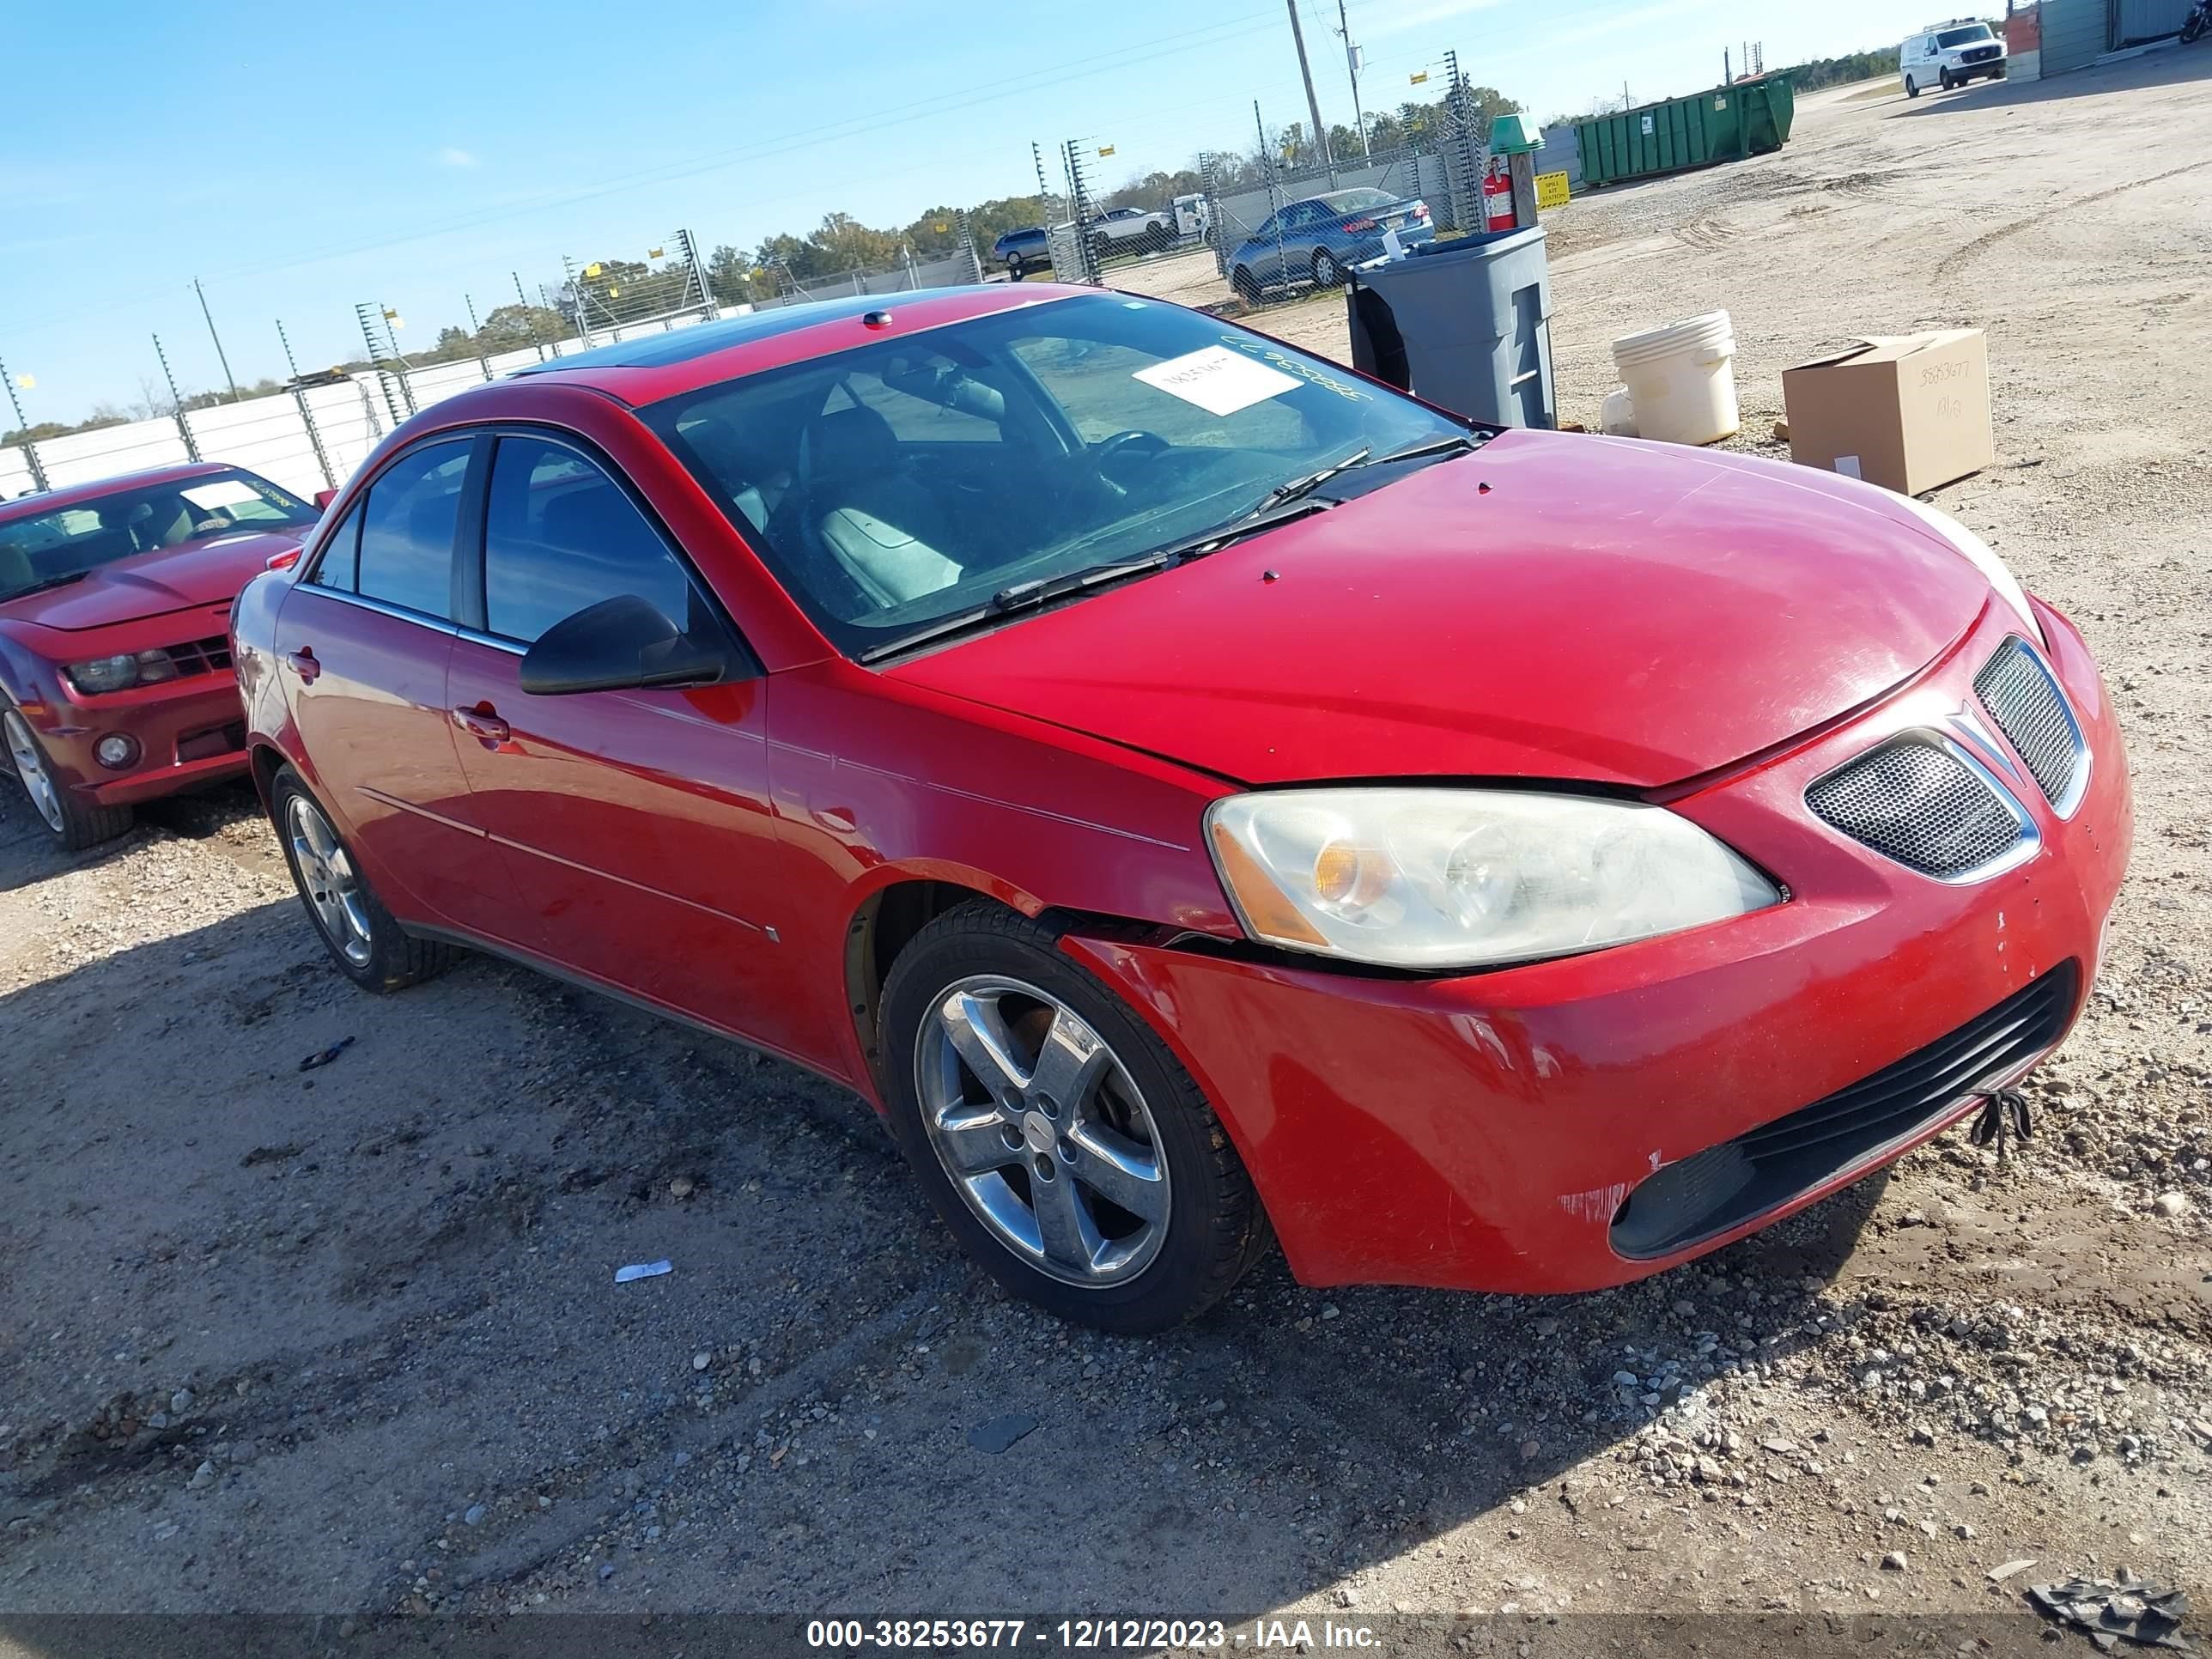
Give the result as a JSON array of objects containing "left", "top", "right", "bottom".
[{"left": 1227, "top": 187, "right": 1436, "bottom": 301}]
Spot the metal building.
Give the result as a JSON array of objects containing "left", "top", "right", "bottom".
[{"left": 2036, "top": 0, "right": 2195, "bottom": 76}]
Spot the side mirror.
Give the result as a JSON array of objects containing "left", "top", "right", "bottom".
[
  {"left": 313, "top": 489, "right": 339, "bottom": 511},
  {"left": 519, "top": 594, "right": 730, "bottom": 696}
]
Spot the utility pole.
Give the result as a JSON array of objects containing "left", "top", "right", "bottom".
[
  {"left": 1724, "top": 48, "right": 1732, "bottom": 85},
  {"left": 0, "top": 349, "right": 50, "bottom": 493},
  {"left": 1335, "top": 0, "right": 1370, "bottom": 158},
  {"left": 1284, "top": 0, "right": 1336, "bottom": 184},
  {"left": 191, "top": 277, "right": 240, "bottom": 403}
]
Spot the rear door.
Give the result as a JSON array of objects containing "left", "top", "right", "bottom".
[
  {"left": 442, "top": 430, "right": 816, "bottom": 1057},
  {"left": 274, "top": 435, "right": 533, "bottom": 943}
]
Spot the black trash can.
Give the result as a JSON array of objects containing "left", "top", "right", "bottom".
[{"left": 1346, "top": 226, "right": 1556, "bottom": 429}]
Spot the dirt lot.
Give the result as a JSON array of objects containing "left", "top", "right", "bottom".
[{"left": 4, "top": 53, "right": 2212, "bottom": 1650}]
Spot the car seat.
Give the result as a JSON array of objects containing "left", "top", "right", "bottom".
[{"left": 793, "top": 404, "right": 961, "bottom": 610}]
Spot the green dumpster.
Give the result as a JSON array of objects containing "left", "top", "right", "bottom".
[{"left": 1574, "top": 72, "right": 1796, "bottom": 188}]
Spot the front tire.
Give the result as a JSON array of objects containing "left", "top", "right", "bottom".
[
  {"left": 881, "top": 902, "right": 1268, "bottom": 1333},
  {"left": 1231, "top": 265, "right": 1261, "bottom": 305},
  {"left": 1905, "top": 74, "right": 1920, "bottom": 97},
  {"left": 270, "top": 765, "right": 458, "bottom": 993},
  {"left": 1939, "top": 68, "right": 1954, "bottom": 90},
  {"left": 3, "top": 707, "right": 133, "bottom": 851}
]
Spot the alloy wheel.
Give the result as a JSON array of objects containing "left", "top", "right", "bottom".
[
  {"left": 3, "top": 710, "right": 63, "bottom": 834},
  {"left": 286, "top": 793, "right": 374, "bottom": 967},
  {"left": 915, "top": 975, "right": 1171, "bottom": 1287},
  {"left": 1314, "top": 249, "right": 1341, "bottom": 287}
]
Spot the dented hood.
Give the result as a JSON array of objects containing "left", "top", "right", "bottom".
[{"left": 889, "top": 430, "right": 1991, "bottom": 788}]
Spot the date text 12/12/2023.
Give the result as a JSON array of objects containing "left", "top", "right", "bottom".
[{"left": 804, "top": 1618, "right": 1383, "bottom": 1650}]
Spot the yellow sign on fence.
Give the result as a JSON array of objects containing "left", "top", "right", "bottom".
[{"left": 1534, "top": 170, "right": 1572, "bottom": 211}]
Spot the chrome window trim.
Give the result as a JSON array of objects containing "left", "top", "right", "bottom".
[
  {"left": 293, "top": 585, "right": 462, "bottom": 640},
  {"left": 1805, "top": 730, "right": 2040, "bottom": 886},
  {"left": 455, "top": 625, "right": 526, "bottom": 658}
]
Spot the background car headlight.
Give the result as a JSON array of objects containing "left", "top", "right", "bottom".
[
  {"left": 1206, "top": 788, "right": 1780, "bottom": 970},
  {"left": 1887, "top": 492, "right": 2044, "bottom": 645},
  {"left": 65, "top": 649, "right": 177, "bottom": 693}
]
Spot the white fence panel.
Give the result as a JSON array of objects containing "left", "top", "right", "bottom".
[
  {"left": 306, "top": 382, "right": 390, "bottom": 487},
  {"left": 0, "top": 448, "right": 36, "bottom": 500},
  {"left": 185, "top": 395, "right": 331, "bottom": 498},
  {"left": 37, "top": 417, "right": 192, "bottom": 488}
]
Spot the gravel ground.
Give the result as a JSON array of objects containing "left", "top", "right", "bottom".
[{"left": 3, "top": 54, "right": 2211, "bottom": 1651}]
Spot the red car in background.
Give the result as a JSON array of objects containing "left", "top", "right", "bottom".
[
  {"left": 229, "top": 286, "right": 2130, "bottom": 1332},
  {"left": 1, "top": 463, "right": 321, "bottom": 848}
]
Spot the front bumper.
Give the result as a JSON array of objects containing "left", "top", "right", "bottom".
[
  {"left": 25, "top": 672, "right": 250, "bottom": 805},
  {"left": 1061, "top": 599, "right": 2130, "bottom": 1293}
]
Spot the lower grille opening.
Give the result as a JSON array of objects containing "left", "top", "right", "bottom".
[
  {"left": 175, "top": 720, "right": 246, "bottom": 764},
  {"left": 1609, "top": 962, "right": 2080, "bottom": 1261}
]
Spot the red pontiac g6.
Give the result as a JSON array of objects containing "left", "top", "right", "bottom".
[
  {"left": 228, "top": 287, "right": 2131, "bottom": 1331},
  {"left": 3, "top": 464, "right": 321, "bottom": 847}
]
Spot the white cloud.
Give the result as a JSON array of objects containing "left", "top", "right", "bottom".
[{"left": 435, "top": 147, "right": 479, "bottom": 168}]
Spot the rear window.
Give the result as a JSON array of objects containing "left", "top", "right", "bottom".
[
  {"left": 1937, "top": 24, "right": 1993, "bottom": 45},
  {"left": 1321, "top": 188, "right": 1397, "bottom": 211}
]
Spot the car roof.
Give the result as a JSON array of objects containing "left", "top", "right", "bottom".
[
  {"left": 0, "top": 461, "right": 232, "bottom": 522},
  {"left": 493, "top": 284, "right": 1085, "bottom": 406}
]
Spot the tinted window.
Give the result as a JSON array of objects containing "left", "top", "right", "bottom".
[
  {"left": 307, "top": 503, "right": 363, "bottom": 592},
  {"left": 482, "top": 436, "right": 696, "bottom": 644},
  {"left": 1321, "top": 188, "right": 1395, "bottom": 212},
  {"left": 647, "top": 292, "right": 1466, "bottom": 659},
  {"left": 357, "top": 441, "right": 471, "bottom": 617}
]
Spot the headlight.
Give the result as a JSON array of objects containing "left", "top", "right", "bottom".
[
  {"left": 65, "top": 649, "right": 177, "bottom": 693},
  {"left": 1206, "top": 788, "right": 1780, "bottom": 970},
  {"left": 1887, "top": 492, "right": 2043, "bottom": 645}
]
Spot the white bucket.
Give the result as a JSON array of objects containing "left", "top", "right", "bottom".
[
  {"left": 1600, "top": 385, "right": 1638, "bottom": 437},
  {"left": 1609, "top": 310, "right": 1739, "bottom": 446}
]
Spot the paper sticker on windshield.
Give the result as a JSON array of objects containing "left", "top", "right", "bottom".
[
  {"left": 180, "top": 480, "right": 260, "bottom": 510},
  {"left": 1134, "top": 346, "right": 1302, "bottom": 416}
]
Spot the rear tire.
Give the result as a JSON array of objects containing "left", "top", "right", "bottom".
[
  {"left": 1231, "top": 266, "right": 1261, "bottom": 305},
  {"left": 1312, "top": 248, "right": 1344, "bottom": 289},
  {"left": 3, "top": 707, "right": 133, "bottom": 852},
  {"left": 270, "top": 765, "right": 459, "bottom": 994},
  {"left": 880, "top": 901, "right": 1268, "bottom": 1334}
]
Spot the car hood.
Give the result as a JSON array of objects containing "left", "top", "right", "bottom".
[
  {"left": 0, "top": 529, "right": 305, "bottom": 632},
  {"left": 887, "top": 430, "right": 1994, "bottom": 789}
]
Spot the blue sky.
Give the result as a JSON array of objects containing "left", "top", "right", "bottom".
[{"left": 3, "top": 0, "right": 1951, "bottom": 420}]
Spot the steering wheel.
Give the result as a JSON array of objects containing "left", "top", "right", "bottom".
[{"left": 1091, "top": 429, "right": 1172, "bottom": 472}]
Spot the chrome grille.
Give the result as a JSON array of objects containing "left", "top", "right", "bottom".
[
  {"left": 1975, "top": 638, "right": 2084, "bottom": 812},
  {"left": 1806, "top": 738, "right": 2027, "bottom": 878}
]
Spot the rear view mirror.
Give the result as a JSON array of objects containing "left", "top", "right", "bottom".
[{"left": 519, "top": 594, "right": 730, "bottom": 696}]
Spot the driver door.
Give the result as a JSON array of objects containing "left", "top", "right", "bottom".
[{"left": 441, "top": 429, "right": 812, "bottom": 1058}]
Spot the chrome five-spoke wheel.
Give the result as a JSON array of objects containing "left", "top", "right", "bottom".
[
  {"left": 916, "top": 975, "right": 1170, "bottom": 1286},
  {"left": 287, "top": 793, "right": 374, "bottom": 967}
]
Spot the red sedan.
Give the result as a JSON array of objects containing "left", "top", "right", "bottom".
[
  {"left": 2, "top": 464, "right": 322, "bottom": 848},
  {"left": 228, "top": 285, "right": 2130, "bottom": 1331}
]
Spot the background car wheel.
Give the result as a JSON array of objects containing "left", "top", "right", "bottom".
[
  {"left": 1905, "top": 75, "right": 1920, "bottom": 97},
  {"left": 1312, "top": 248, "right": 1343, "bottom": 288},
  {"left": 1231, "top": 266, "right": 1261, "bottom": 305},
  {"left": 3, "top": 707, "right": 133, "bottom": 851},
  {"left": 1939, "top": 69, "right": 1954, "bottom": 90},
  {"left": 881, "top": 901, "right": 1269, "bottom": 1334},
  {"left": 1006, "top": 255, "right": 1026, "bottom": 280},
  {"left": 270, "top": 765, "right": 459, "bottom": 993}
]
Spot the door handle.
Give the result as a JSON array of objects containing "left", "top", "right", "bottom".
[
  {"left": 284, "top": 647, "right": 321, "bottom": 684},
  {"left": 453, "top": 706, "right": 510, "bottom": 744}
]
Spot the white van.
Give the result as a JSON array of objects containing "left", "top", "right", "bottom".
[{"left": 1899, "top": 19, "right": 2008, "bottom": 96}]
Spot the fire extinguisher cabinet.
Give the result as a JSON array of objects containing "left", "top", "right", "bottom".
[{"left": 1344, "top": 224, "right": 1556, "bottom": 429}]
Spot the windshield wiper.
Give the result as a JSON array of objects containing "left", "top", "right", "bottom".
[
  {"left": 1368, "top": 430, "right": 1483, "bottom": 467},
  {"left": 1245, "top": 447, "right": 1370, "bottom": 519},
  {"left": 856, "top": 500, "right": 1335, "bottom": 663},
  {"left": 0, "top": 573, "right": 87, "bottom": 603}
]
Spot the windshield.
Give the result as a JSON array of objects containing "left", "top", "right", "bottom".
[
  {"left": 646, "top": 293, "right": 1467, "bottom": 658},
  {"left": 1936, "top": 24, "right": 1992, "bottom": 45},
  {"left": 0, "top": 469, "right": 316, "bottom": 602}
]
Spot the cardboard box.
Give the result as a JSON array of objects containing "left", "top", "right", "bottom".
[{"left": 1781, "top": 330, "right": 1993, "bottom": 495}]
